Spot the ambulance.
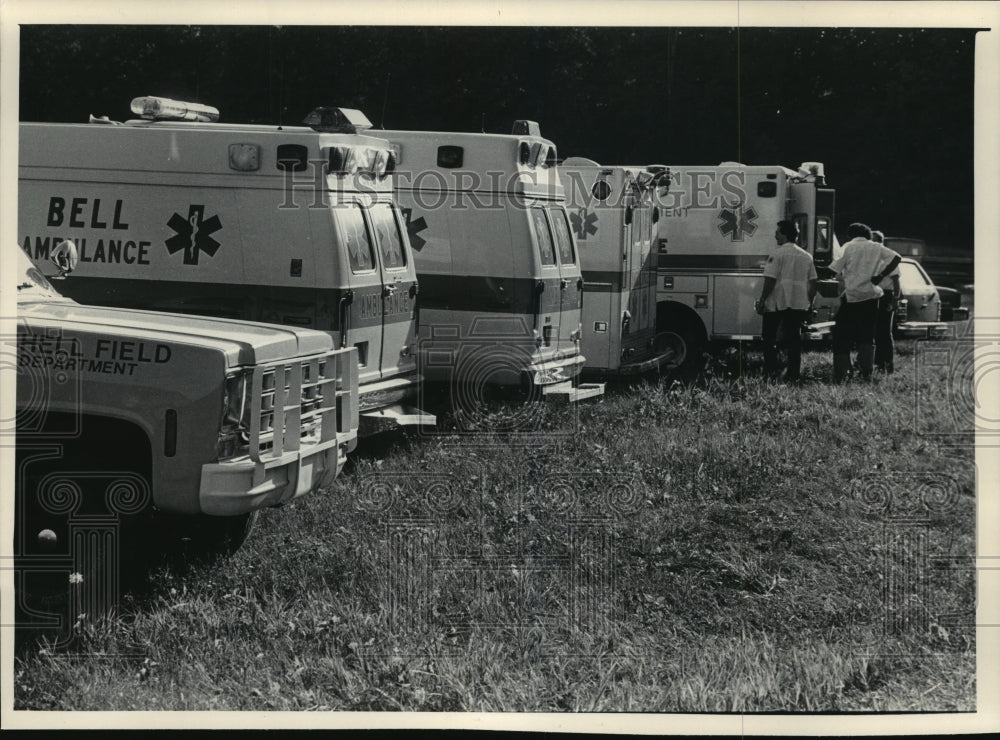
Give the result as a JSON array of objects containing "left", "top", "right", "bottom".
[
  {"left": 652, "top": 161, "right": 836, "bottom": 372},
  {"left": 376, "top": 122, "right": 603, "bottom": 401},
  {"left": 18, "top": 97, "right": 434, "bottom": 435},
  {"left": 559, "top": 158, "right": 675, "bottom": 375}
]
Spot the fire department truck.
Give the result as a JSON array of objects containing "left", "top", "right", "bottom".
[
  {"left": 560, "top": 158, "right": 674, "bottom": 375},
  {"left": 18, "top": 97, "right": 433, "bottom": 435},
  {"left": 13, "top": 242, "right": 358, "bottom": 615},
  {"left": 652, "top": 161, "right": 836, "bottom": 372},
  {"left": 377, "top": 122, "right": 603, "bottom": 401}
]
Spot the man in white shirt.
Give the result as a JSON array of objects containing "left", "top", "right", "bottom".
[
  {"left": 871, "top": 230, "right": 901, "bottom": 374},
  {"left": 828, "top": 223, "right": 902, "bottom": 381},
  {"left": 755, "top": 220, "right": 818, "bottom": 382}
]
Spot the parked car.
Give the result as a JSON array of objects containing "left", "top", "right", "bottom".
[
  {"left": 796, "top": 255, "right": 966, "bottom": 342},
  {"left": 894, "top": 257, "right": 965, "bottom": 338},
  {"left": 933, "top": 284, "right": 970, "bottom": 322}
]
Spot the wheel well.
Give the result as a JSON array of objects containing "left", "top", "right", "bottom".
[
  {"left": 15, "top": 413, "right": 154, "bottom": 555},
  {"left": 17, "top": 412, "right": 152, "bottom": 476},
  {"left": 656, "top": 301, "right": 708, "bottom": 344}
]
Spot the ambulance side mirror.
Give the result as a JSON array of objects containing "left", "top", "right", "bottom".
[
  {"left": 624, "top": 205, "right": 633, "bottom": 226},
  {"left": 652, "top": 207, "right": 660, "bottom": 224},
  {"left": 50, "top": 239, "right": 79, "bottom": 278}
]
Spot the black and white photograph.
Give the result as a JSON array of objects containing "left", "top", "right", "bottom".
[{"left": 1, "top": 0, "right": 998, "bottom": 733}]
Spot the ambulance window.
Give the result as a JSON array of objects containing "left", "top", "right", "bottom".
[
  {"left": 382, "top": 149, "right": 396, "bottom": 178},
  {"left": 371, "top": 204, "right": 407, "bottom": 270},
  {"left": 815, "top": 217, "right": 831, "bottom": 255},
  {"left": 794, "top": 214, "right": 808, "bottom": 248},
  {"left": 337, "top": 205, "right": 376, "bottom": 273},
  {"left": 548, "top": 208, "right": 576, "bottom": 265},
  {"left": 437, "top": 146, "right": 464, "bottom": 168},
  {"left": 277, "top": 144, "right": 309, "bottom": 172},
  {"left": 327, "top": 146, "right": 350, "bottom": 174},
  {"left": 357, "top": 148, "right": 378, "bottom": 178},
  {"left": 531, "top": 208, "right": 557, "bottom": 266}
]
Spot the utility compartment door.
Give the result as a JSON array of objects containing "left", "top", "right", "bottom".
[
  {"left": 581, "top": 281, "right": 614, "bottom": 370},
  {"left": 713, "top": 274, "right": 764, "bottom": 338},
  {"left": 335, "top": 203, "right": 385, "bottom": 385}
]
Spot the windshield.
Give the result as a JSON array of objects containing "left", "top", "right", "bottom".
[{"left": 16, "top": 249, "right": 67, "bottom": 300}]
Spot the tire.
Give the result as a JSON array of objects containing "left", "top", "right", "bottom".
[
  {"left": 654, "top": 309, "right": 707, "bottom": 381},
  {"left": 14, "top": 417, "right": 154, "bottom": 634},
  {"left": 161, "top": 511, "right": 259, "bottom": 561}
]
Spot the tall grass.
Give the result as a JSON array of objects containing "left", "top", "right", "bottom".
[{"left": 13, "top": 335, "right": 976, "bottom": 712}]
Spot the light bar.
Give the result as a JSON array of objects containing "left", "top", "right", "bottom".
[
  {"left": 130, "top": 96, "right": 220, "bottom": 122},
  {"left": 512, "top": 120, "right": 541, "bottom": 136},
  {"left": 800, "top": 161, "right": 825, "bottom": 178},
  {"left": 303, "top": 107, "right": 373, "bottom": 133}
]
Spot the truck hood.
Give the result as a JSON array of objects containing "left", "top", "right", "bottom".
[{"left": 18, "top": 299, "right": 333, "bottom": 366}]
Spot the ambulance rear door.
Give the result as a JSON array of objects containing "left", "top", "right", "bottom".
[
  {"left": 790, "top": 180, "right": 836, "bottom": 267},
  {"left": 334, "top": 201, "right": 385, "bottom": 385},
  {"left": 528, "top": 204, "right": 564, "bottom": 354},
  {"left": 545, "top": 204, "right": 584, "bottom": 356},
  {"left": 622, "top": 189, "right": 656, "bottom": 356},
  {"left": 366, "top": 202, "right": 419, "bottom": 382}
]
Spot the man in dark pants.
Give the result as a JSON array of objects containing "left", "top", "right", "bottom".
[
  {"left": 755, "top": 220, "right": 817, "bottom": 382},
  {"left": 871, "top": 230, "right": 901, "bottom": 373},
  {"left": 828, "top": 223, "right": 902, "bottom": 382}
]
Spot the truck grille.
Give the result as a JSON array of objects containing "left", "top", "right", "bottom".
[{"left": 247, "top": 347, "right": 358, "bottom": 462}]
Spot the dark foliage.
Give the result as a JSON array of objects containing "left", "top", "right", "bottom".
[{"left": 19, "top": 25, "right": 976, "bottom": 248}]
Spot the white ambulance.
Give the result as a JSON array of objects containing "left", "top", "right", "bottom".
[
  {"left": 377, "top": 122, "right": 602, "bottom": 401},
  {"left": 652, "top": 162, "right": 836, "bottom": 371},
  {"left": 18, "top": 97, "right": 434, "bottom": 435},
  {"left": 560, "top": 158, "right": 675, "bottom": 375}
]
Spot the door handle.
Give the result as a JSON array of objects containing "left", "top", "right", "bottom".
[{"left": 338, "top": 290, "right": 354, "bottom": 348}]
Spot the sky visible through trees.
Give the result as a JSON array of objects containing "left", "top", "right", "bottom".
[{"left": 19, "top": 25, "right": 977, "bottom": 250}]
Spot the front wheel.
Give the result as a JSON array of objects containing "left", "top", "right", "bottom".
[{"left": 156, "top": 511, "right": 259, "bottom": 561}]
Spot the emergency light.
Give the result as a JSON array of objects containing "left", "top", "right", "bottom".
[
  {"left": 130, "top": 96, "right": 220, "bottom": 122},
  {"left": 512, "top": 120, "right": 541, "bottom": 137},
  {"left": 798, "top": 162, "right": 826, "bottom": 186},
  {"left": 303, "top": 107, "right": 373, "bottom": 134},
  {"left": 646, "top": 165, "right": 671, "bottom": 190}
]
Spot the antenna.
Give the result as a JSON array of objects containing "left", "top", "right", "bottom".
[
  {"left": 271, "top": 26, "right": 286, "bottom": 129},
  {"left": 481, "top": 112, "right": 485, "bottom": 133},
  {"left": 380, "top": 72, "right": 391, "bottom": 128}
]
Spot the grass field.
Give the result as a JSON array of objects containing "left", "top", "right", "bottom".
[{"left": 12, "top": 327, "right": 977, "bottom": 713}]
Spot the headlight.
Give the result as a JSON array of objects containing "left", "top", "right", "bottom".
[{"left": 218, "top": 369, "right": 251, "bottom": 459}]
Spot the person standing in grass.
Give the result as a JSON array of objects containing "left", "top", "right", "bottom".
[
  {"left": 871, "top": 230, "right": 901, "bottom": 374},
  {"left": 828, "top": 222, "right": 902, "bottom": 382},
  {"left": 755, "top": 220, "right": 818, "bottom": 382}
]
